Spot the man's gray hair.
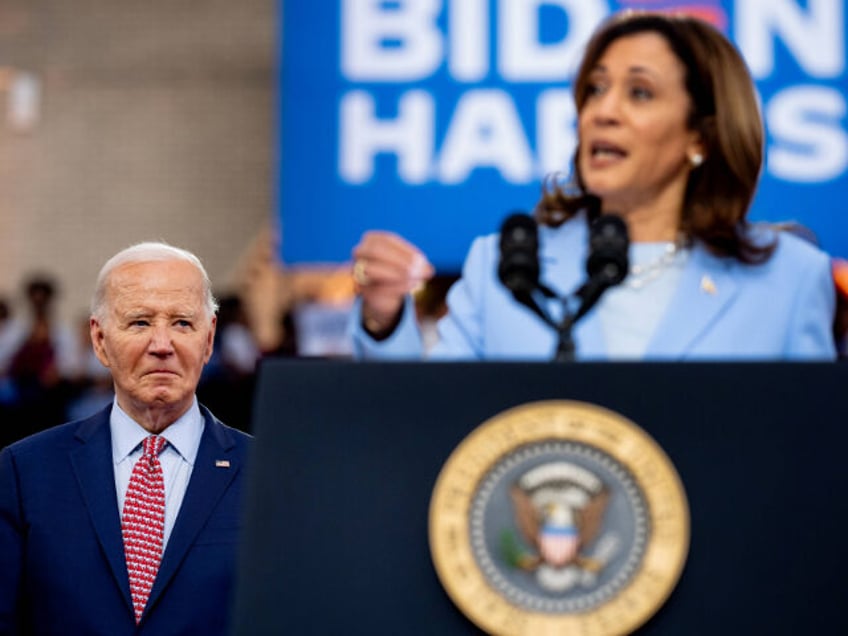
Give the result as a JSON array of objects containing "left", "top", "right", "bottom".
[{"left": 91, "top": 241, "right": 218, "bottom": 322}]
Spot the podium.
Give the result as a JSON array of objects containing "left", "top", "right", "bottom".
[{"left": 231, "top": 360, "right": 848, "bottom": 635}]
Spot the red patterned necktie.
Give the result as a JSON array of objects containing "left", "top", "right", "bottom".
[{"left": 122, "top": 435, "right": 167, "bottom": 623}]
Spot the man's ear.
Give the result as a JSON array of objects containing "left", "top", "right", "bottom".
[
  {"left": 203, "top": 316, "right": 217, "bottom": 364},
  {"left": 90, "top": 317, "right": 111, "bottom": 368}
]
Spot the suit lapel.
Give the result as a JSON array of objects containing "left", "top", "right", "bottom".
[
  {"left": 146, "top": 410, "right": 239, "bottom": 610},
  {"left": 646, "top": 243, "right": 738, "bottom": 357},
  {"left": 69, "top": 408, "right": 134, "bottom": 614}
]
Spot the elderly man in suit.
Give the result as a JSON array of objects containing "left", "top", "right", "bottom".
[{"left": 0, "top": 242, "right": 252, "bottom": 635}]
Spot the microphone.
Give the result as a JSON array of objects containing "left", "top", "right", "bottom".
[
  {"left": 497, "top": 213, "right": 556, "bottom": 326},
  {"left": 574, "top": 215, "right": 629, "bottom": 321},
  {"left": 586, "top": 214, "right": 629, "bottom": 285},
  {"left": 495, "top": 210, "right": 629, "bottom": 362},
  {"left": 497, "top": 213, "right": 540, "bottom": 295}
]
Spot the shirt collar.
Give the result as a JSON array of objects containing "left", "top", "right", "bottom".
[{"left": 110, "top": 397, "right": 205, "bottom": 466}]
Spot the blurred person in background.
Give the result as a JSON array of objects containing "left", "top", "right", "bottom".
[
  {"left": 349, "top": 11, "right": 835, "bottom": 361},
  {"left": 64, "top": 312, "right": 115, "bottom": 422},
  {"left": 2, "top": 274, "right": 81, "bottom": 434},
  {"left": 198, "top": 293, "right": 260, "bottom": 433},
  {"left": 833, "top": 259, "right": 848, "bottom": 358},
  {"left": 0, "top": 297, "right": 14, "bottom": 371},
  {"left": 0, "top": 297, "right": 17, "bottom": 448},
  {"left": 215, "top": 294, "right": 262, "bottom": 376}
]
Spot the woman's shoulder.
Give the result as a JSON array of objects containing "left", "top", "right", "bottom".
[
  {"left": 727, "top": 222, "right": 829, "bottom": 270},
  {"left": 766, "top": 223, "right": 831, "bottom": 271}
]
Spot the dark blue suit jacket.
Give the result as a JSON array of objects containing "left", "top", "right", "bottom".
[{"left": 0, "top": 404, "right": 252, "bottom": 635}]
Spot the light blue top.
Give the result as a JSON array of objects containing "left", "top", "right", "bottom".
[
  {"left": 111, "top": 397, "right": 204, "bottom": 550},
  {"left": 350, "top": 213, "right": 836, "bottom": 361},
  {"left": 599, "top": 242, "right": 688, "bottom": 358}
]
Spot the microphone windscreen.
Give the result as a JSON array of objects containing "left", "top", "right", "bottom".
[
  {"left": 498, "top": 213, "right": 540, "bottom": 294},
  {"left": 586, "top": 215, "right": 629, "bottom": 286}
]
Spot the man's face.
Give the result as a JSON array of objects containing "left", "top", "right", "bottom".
[{"left": 90, "top": 259, "right": 216, "bottom": 431}]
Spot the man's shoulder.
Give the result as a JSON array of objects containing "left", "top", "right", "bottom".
[
  {"left": 215, "top": 421, "right": 253, "bottom": 449},
  {"left": 2, "top": 409, "right": 109, "bottom": 461},
  {"left": 199, "top": 405, "right": 253, "bottom": 447}
]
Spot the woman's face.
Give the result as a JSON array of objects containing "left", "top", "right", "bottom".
[{"left": 577, "top": 32, "right": 703, "bottom": 216}]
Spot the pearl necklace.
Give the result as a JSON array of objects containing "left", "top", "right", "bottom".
[{"left": 626, "top": 239, "right": 689, "bottom": 290}]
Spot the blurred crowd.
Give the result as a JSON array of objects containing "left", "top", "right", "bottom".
[{"left": 0, "top": 276, "right": 97, "bottom": 446}]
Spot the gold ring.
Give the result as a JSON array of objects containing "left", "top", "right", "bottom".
[{"left": 352, "top": 260, "right": 369, "bottom": 286}]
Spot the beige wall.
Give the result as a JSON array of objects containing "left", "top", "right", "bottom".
[{"left": 0, "top": 0, "right": 275, "bottom": 326}]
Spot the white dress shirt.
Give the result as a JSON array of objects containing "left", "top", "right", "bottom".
[{"left": 111, "top": 398, "right": 204, "bottom": 550}]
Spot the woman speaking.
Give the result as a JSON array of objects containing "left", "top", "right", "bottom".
[{"left": 349, "top": 11, "right": 836, "bottom": 361}]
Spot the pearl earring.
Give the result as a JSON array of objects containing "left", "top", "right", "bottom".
[{"left": 690, "top": 153, "right": 704, "bottom": 167}]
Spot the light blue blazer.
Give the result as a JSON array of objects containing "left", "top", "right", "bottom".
[{"left": 352, "top": 216, "right": 836, "bottom": 360}]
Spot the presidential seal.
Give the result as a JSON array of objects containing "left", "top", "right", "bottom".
[{"left": 429, "top": 400, "right": 689, "bottom": 636}]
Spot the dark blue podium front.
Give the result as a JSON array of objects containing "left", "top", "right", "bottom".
[{"left": 231, "top": 360, "right": 848, "bottom": 635}]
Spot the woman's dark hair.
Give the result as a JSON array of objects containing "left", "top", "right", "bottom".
[{"left": 535, "top": 11, "right": 774, "bottom": 263}]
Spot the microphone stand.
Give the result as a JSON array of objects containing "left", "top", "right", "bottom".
[
  {"left": 509, "top": 285, "right": 581, "bottom": 362},
  {"left": 554, "top": 302, "right": 577, "bottom": 362},
  {"left": 498, "top": 208, "right": 628, "bottom": 362}
]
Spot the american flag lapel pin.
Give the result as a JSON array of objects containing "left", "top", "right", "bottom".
[{"left": 215, "top": 459, "right": 231, "bottom": 468}]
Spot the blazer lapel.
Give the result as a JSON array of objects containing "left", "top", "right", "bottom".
[
  {"left": 646, "top": 243, "right": 738, "bottom": 357},
  {"left": 69, "top": 408, "right": 134, "bottom": 613},
  {"left": 146, "top": 410, "right": 239, "bottom": 610}
]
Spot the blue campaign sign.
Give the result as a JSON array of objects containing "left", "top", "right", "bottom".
[{"left": 280, "top": 0, "right": 848, "bottom": 270}]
